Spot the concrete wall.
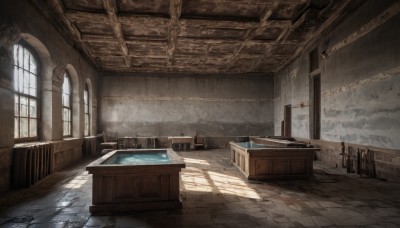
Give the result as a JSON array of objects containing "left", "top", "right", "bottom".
[
  {"left": 0, "top": 0, "right": 98, "bottom": 192},
  {"left": 275, "top": 0, "right": 400, "bottom": 149},
  {"left": 99, "top": 73, "right": 274, "bottom": 137},
  {"left": 274, "top": 1, "right": 400, "bottom": 180}
]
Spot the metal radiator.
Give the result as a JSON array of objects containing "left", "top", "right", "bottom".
[{"left": 12, "top": 143, "right": 53, "bottom": 188}]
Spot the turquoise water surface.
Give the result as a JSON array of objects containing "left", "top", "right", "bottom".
[
  {"left": 235, "top": 142, "right": 277, "bottom": 149},
  {"left": 103, "top": 152, "right": 171, "bottom": 165}
]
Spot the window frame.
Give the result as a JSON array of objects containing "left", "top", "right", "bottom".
[
  {"left": 62, "top": 72, "right": 72, "bottom": 137},
  {"left": 84, "top": 84, "right": 90, "bottom": 136},
  {"left": 13, "top": 42, "right": 41, "bottom": 143}
]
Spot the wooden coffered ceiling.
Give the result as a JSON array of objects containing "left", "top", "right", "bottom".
[{"left": 33, "top": 0, "right": 364, "bottom": 74}]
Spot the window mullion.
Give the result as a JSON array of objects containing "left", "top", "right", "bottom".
[{"left": 18, "top": 95, "right": 20, "bottom": 139}]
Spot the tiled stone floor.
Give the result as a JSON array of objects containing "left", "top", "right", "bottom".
[{"left": 1, "top": 149, "right": 400, "bottom": 227}]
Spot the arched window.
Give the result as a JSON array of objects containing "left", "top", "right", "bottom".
[
  {"left": 13, "top": 44, "right": 39, "bottom": 141},
  {"left": 84, "top": 84, "right": 90, "bottom": 136},
  {"left": 62, "top": 73, "right": 72, "bottom": 137}
]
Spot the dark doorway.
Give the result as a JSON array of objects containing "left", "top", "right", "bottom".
[
  {"left": 284, "top": 105, "right": 292, "bottom": 137},
  {"left": 313, "top": 75, "right": 321, "bottom": 139}
]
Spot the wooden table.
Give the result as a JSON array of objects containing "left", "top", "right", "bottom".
[{"left": 168, "top": 136, "right": 193, "bottom": 151}]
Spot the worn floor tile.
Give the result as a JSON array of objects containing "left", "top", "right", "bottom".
[{"left": 0, "top": 149, "right": 399, "bottom": 227}]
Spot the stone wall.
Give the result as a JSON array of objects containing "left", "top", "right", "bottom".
[
  {"left": 274, "top": 1, "right": 400, "bottom": 179},
  {"left": 99, "top": 73, "right": 274, "bottom": 138},
  {"left": 275, "top": 1, "right": 400, "bottom": 149}
]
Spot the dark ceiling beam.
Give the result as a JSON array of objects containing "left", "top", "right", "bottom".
[
  {"left": 81, "top": 34, "right": 116, "bottom": 43},
  {"left": 125, "top": 36, "right": 167, "bottom": 42},
  {"left": 65, "top": 11, "right": 169, "bottom": 27},
  {"left": 249, "top": 4, "right": 316, "bottom": 72},
  {"left": 103, "top": 0, "right": 131, "bottom": 68},
  {"left": 129, "top": 55, "right": 167, "bottom": 58},
  {"left": 276, "top": 7, "right": 317, "bottom": 43},
  {"left": 83, "top": 34, "right": 277, "bottom": 46},
  {"left": 178, "top": 37, "right": 240, "bottom": 44},
  {"left": 94, "top": 53, "right": 167, "bottom": 58},
  {"left": 258, "top": 1, "right": 285, "bottom": 26},
  {"left": 178, "top": 37, "right": 276, "bottom": 45},
  {"left": 246, "top": 0, "right": 283, "bottom": 39},
  {"left": 43, "top": 0, "right": 362, "bottom": 74},
  {"left": 276, "top": 0, "right": 354, "bottom": 72},
  {"left": 179, "top": 18, "right": 258, "bottom": 29},
  {"left": 226, "top": 0, "right": 283, "bottom": 72},
  {"left": 237, "top": 54, "right": 264, "bottom": 59},
  {"left": 265, "top": 20, "right": 292, "bottom": 28},
  {"left": 118, "top": 15, "right": 170, "bottom": 26},
  {"left": 167, "top": 0, "right": 182, "bottom": 70},
  {"left": 179, "top": 0, "right": 304, "bottom": 5},
  {"left": 125, "top": 40, "right": 167, "bottom": 46},
  {"left": 64, "top": 11, "right": 109, "bottom": 23},
  {"left": 47, "top": 0, "right": 98, "bottom": 66}
]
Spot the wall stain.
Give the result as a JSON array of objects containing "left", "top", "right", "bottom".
[
  {"left": 103, "top": 96, "right": 273, "bottom": 102},
  {"left": 322, "top": 66, "right": 400, "bottom": 96}
]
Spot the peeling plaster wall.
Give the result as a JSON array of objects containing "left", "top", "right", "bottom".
[
  {"left": 99, "top": 73, "right": 274, "bottom": 137},
  {"left": 274, "top": 54, "right": 311, "bottom": 139},
  {"left": 275, "top": 0, "right": 400, "bottom": 150}
]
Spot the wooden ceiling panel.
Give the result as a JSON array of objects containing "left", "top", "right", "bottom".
[
  {"left": 97, "top": 56, "right": 126, "bottom": 67},
  {"left": 117, "top": 0, "right": 170, "bottom": 16},
  {"left": 126, "top": 42, "right": 167, "bottom": 57},
  {"left": 253, "top": 27, "right": 284, "bottom": 41},
  {"left": 269, "top": 1, "right": 309, "bottom": 21},
  {"left": 261, "top": 54, "right": 288, "bottom": 65},
  {"left": 180, "top": 18, "right": 257, "bottom": 30},
  {"left": 270, "top": 44, "right": 298, "bottom": 56},
  {"left": 122, "top": 24, "right": 168, "bottom": 38},
  {"left": 87, "top": 41, "right": 121, "bottom": 55},
  {"left": 175, "top": 42, "right": 208, "bottom": 55},
  {"left": 205, "top": 56, "right": 233, "bottom": 65},
  {"left": 36, "top": 0, "right": 364, "bottom": 74},
  {"left": 181, "top": 0, "right": 266, "bottom": 20},
  {"left": 74, "top": 21, "right": 113, "bottom": 35},
  {"left": 179, "top": 27, "right": 247, "bottom": 40},
  {"left": 208, "top": 43, "right": 240, "bottom": 56},
  {"left": 62, "top": 0, "right": 105, "bottom": 13},
  {"left": 240, "top": 43, "right": 272, "bottom": 55},
  {"left": 230, "top": 58, "right": 255, "bottom": 69},
  {"left": 173, "top": 56, "right": 202, "bottom": 65},
  {"left": 132, "top": 57, "right": 167, "bottom": 67}
]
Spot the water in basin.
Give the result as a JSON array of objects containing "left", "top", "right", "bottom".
[
  {"left": 103, "top": 151, "right": 170, "bottom": 165},
  {"left": 236, "top": 142, "right": 280, "bottom": 149}
]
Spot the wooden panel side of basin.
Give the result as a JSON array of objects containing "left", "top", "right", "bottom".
[
  {"left": 92, "top": 172, "right": 179, "bottom": 203},
  {"left": 248, "top": 149, "right": 314, "bottom": 180},
  {"left": 230, "top": 142, "right": 314, "bottom": 180}
]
